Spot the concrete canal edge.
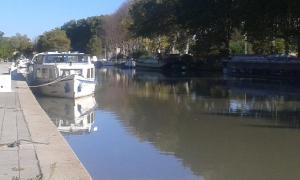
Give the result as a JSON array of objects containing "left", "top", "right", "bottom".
[{"left": 16, "top": 80, "right": 92, "bottom": 179}]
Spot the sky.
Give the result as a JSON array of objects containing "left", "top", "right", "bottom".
[{"left": 0, "top": 0, "right": 126, "bottom": 39}]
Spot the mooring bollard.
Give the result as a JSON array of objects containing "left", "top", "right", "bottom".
[{"left": 0, "top": 74, "right": 11, "bottom": 92}]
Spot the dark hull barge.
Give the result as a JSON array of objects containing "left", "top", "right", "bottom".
[{"left": 224, "top": 56, "right": 300, "bottom": 78}]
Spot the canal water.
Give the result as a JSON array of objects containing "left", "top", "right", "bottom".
[{"left": 37, "top": 68, "right": 300, "bottom": 180}]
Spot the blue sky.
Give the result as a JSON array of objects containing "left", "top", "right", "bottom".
[{"left": 0, "top": 0, "right": 126, "bottom": 39}]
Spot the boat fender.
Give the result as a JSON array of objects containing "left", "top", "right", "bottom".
[
  {"left": 64, "top": 82, "right": 70, "bottom": 93},
  {"left": 77, "top": 83, "right": 82, "bottom": 92}
]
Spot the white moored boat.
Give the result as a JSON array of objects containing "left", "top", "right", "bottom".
[
  {"left": 31, "top": 52, "right": 96, "bottom": 98},
  {"left": 17, "top": 55, "right": 31, "bottom": 68}
]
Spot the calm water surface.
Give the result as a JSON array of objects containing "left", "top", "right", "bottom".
[{"left": 37, "top": 68, "right": 300, "bottom": 180}]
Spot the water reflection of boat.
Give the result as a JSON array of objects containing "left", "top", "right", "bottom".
[
  {"left": 227, "top": 78, "right": 300, "bottom": 100},
  {"left": 38, "top": 95, "right": 97, "bottom": 134}
]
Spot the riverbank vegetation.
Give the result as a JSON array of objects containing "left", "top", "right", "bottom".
[
  {"left": 129, "top": 0, "right": 300, "bottom": 58},
  {"left": 0, "top": 31, "right": 33, "bottom": 61},
  {"left": 1, "top": 0, "right": 300, "bottom": 62}
]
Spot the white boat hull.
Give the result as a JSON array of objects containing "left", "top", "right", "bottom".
[{"left": 37, "top": 75, "right": 95, "bottom": 98}]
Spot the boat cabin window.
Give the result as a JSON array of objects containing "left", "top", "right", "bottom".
[
  {"left": 91, "top": 112, "right": 94, "bottom": 123},
  {"left": 91, "top": 68, "right": 94, "bottom": 78},
  {"left": 42, "top": 68, "right": 48, "bottom": 78},
  {"left": 87, "top": 114, "right": 91, "bottom": 123},
  {"left": 87, "top": 69, "right": 91, "bottom": 78},
  {"left": 36, "top": 68, "right": 42, "bottom": 78},
  {"left": 72, "top": 69, "right": 82, "bottom": 75},
  {"left": 86, "top": 68, "right": 94, "bottom": 79},
  {"left": 60, "top": 69, "right": 82, "bottom": 76},
  {"left": 65, "top": 55, "right": 88, "bottom": 63},
  {"left": 49, "top": 69, "right": 56, "bottom": 80},
  {"left": 36, "top": 68, "right": 48, "bottom": 79},
  {"left": 77, "top": 104, "right": 82, "bottom": 113},
  {"left": 45, "top": 55, "right": 64, "bottom": 63},
  {"left": 61, "top": 70, "right": 70, "bottom": 76},
  {"left": 37, "top": 56, "right": 44, "bottom": 64},
  {"left": 43, "top": 54, "right": 89, "bottom": 63},
  {"left": 33, "top": 55, "right": 44, "bottom": 64}
]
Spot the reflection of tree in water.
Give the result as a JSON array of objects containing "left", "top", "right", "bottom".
[
  {"left": 97, "top": 68, "right": 300, "bottom": 127},
  {"left": 95, "top": 69, "right": 300, "bottom": 180}
]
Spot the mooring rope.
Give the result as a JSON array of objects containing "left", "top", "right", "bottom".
[
  {"left": 0, "top": 139, "right": 49, "bottom": 148},
  {"left": 27, "top": 75, "right": 74, "bottom": 88}
]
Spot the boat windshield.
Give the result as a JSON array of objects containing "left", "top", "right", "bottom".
[{"left": 44, "top": 54, "right": 89, "bottom": 63}]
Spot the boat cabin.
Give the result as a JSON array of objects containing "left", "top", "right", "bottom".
[{"left": 32, "top": 52, "right": 95, "bottom": 83}]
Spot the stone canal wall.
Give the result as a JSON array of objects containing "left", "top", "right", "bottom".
[{"left": 0, "top": 63, "right": 91, "bottom": 179}]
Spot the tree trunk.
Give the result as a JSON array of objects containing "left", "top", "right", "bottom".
[
  {"left": 298, "top": 36, "right": 300, "bottom": 57},
  {"left": 224, "top": 38, "right": 230, "bottom": 57},
  {"left": 284, "top": 37, "right": 290, "bottom": 55},
  {"left": 185, "top": 38, "right": 190, "bottom": 54},
  {"left": 223, "top": 23, "right": 231, "bottom": 57}
]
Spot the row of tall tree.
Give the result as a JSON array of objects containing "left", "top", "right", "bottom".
[
  {"left": 35, "top": 2, "right": 159, "bottom": 59},
  {"left": 5, "top": 0, "right": 299, "bottom": 60},
  {"left": 129, "top": 0, "right": 300, "bottom": 57}
]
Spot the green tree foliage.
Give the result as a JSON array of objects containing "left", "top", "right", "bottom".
[
  {"left": 87, "top": 35, "right": 102, "bottom": 56},
  {"left": 130, "top": 0, "right": 178, "bottom": 38},
  {"left": 0, "top": 32, "right": 34, "bottom": 60},
  {"left": 129, "top": 0, "right": 190, "bottom": 55},
  {"left": 0, "top": 40, "right": 14, "bottom": 60},
  {"left": 61, "top": 16, "right": 104, "bottom": 53},
  {"left": 130, "top": 0, "right": 241, "bottom": 57},
  {"left": 128, "top": 0, "right": 300, "bottom": 57},
  {"left": 36, "top": 29, "right": 71, "bottom": 52},
  {"left": 0, "top": 32, "right": 14, "bottom": 60},
  {"left": 229, "top": 29, "right": 251, "bottom": 55},
  {"left": 9, "top": 33, "right": 33, "bottom": 57}
]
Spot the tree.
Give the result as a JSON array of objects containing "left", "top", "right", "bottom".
[
  {"left": 129, "top": 0, "right": 242, "bottom": 57},
  {"left": 0, "top": 32, "right": 14, "bottom": 60},
  {"left": 62, "top": 16, "right": 104, "bottom": 53},
  {"left": 36, "top": 29, "right": 71, "bottom": 52},
  {"left": 0, "top": 41, "right": 13, "bottom": 60},
  {"left": 103, "top": 1, "right": 132, "bottom": 58},
  {"left": 62, "top": 19, "right": 92, "bottom": 53},
  {"left": 9, "top": 33, "right": 33, "bottom": 57},
  {"left": 130, "top": 0, "right": 178, "bottom": 38},
  {"left": 87, "top": 35, "right": 102, "bottom": 56}
]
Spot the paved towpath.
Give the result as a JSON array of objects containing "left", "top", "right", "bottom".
[
  {"left": 0, "top": 63, "right": 91, "bottom": 179},
  {"left": 0, "top": 87, "right": 41, "bottom": 179}
]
